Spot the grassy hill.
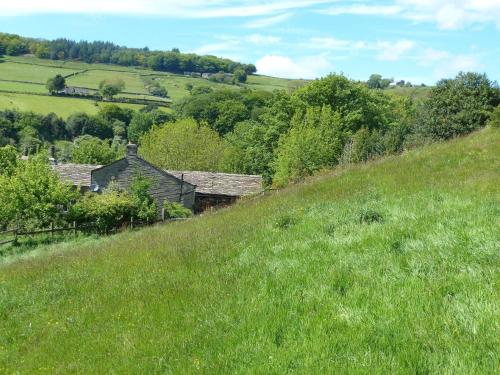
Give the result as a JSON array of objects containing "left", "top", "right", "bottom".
[
  {"left": 1, "top": 128, "right": 499, "bottom": 373},
  {"left": 0, "top": 55, "right": 297, "bottom": 117}
]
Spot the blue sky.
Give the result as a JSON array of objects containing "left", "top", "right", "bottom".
[{"left": 1, "top": 1, "right": 499, "bottom": 85}]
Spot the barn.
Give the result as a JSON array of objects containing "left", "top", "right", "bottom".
[{"left": 52, "top": 144, "right": 263, "bottom": 215}]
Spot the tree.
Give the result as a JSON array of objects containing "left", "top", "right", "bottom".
[
  {"left": 272, "top": 106, "right": 345, "bottom": 187},
  {"left": 46, "top": 74, "right": 66, "bottom": 94},
  {"left": 66, "top": 112, "right": 113, "bottom": 139},
  {"left": 127, "top": 112, "right": 154, "bottom": 143},
  {"left": 233, "top": 68, "right": 247, "bottom": 83},
  {"left": 367, "top": 74, "right": 393, "bottom": 89},
  {"left": 71, "top": 135, "right": 121, "bottom": 165},
  {"left": 419, "top": 72, "right": 500, "bottom": 139},
  {"left": 0, "top": 152, "right": 78, "bottom": 229},
  {"left": 139, "top": 118, "right": 226, "bottom": 171},
  {"left": 130, "top": 174, "right": 157, "bottom": 222},
  {"left": 487, "top": 105, "right": 500, "bottom": 128},
  {"left": 99, "top": 78, "right": 125, "bottom": 99},
  {"left": 0, "top": 145, "right": 17, "bottom": 176}
]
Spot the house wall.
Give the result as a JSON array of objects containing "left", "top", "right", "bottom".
[
  {"left": 91, "top": 152, "right": 195, "bottom": 215},
  {"left": 194, "top": 194, "right": 238, "bottom": 213}
]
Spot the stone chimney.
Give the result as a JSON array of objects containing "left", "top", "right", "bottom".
[{"left": 126, "top": 143, "right": 138, "bottom": 157}]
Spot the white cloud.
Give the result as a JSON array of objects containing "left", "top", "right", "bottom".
[
  {"left": 319, "top": 1, "right": 500, "bottom": 29},
  {"left": 305, "top": 36, "right": 415, "bottom": 61},
  {"left": 243, "top": 13, "right": 292, "bottom": 28},
  {"left": 255, "top": 54, "right": 333, "bottom": 79},
  {"left": 434, "top": 54, "right": 483, "bottom": 78},
  {"left": 418, "top": 48, "right": 450, "bottom": 66},
  {"left": 376, "top": 40, "right": 415, "bottom": 61},
  {"left": 0, "top": 0, "right": 336, "bottom": 18},
  {"left": 320, "top": 4, "right": 402, "bottom": 16},
  {"left": 246, "top": 34, "right": 281, "bottom": 45},
  {"left": 307, "top": 37, "right": 366, "bottom": 50}
]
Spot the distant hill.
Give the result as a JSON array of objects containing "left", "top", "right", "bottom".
[
  {"left": 1, "top": 127, "right": 498, "bottom": 373},
  {"left": 0, "top": 55, "right": 300, "bottom": 117}
]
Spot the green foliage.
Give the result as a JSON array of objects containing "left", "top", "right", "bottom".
[
  {"left": 272, "top": 106, "right": 345, "bottom": 186},
  {"left": 163, "top": 200, "right": 192, "bottom": 219},
  {"left": 69, "top": 190, "right": 135, "bottom": 233},
  {"left": 71, "top": 135, "right": 122, "bottom": 165},
  {"left": 232, "top": 68, "right": 247, "bottom": 83},
  {"left": 139, "top": 118, "right": 226, "bottom": 171},
  {"left": 0, "top": 152, "right": 78, "bottom": 229},
  {"left": 45, "top": 74, "right": 66, "bottom": 93},
  {"left": 419, "top": 72, "right": 500, "bottom": 139},
  {"left": 99, "top": 78, "right": 125, "bottom": 99},
  {"left": 487, "top": 105, "right": 500, "bottom": 128},
  {"left": 0, "top": 145, "right": 18, "bottom": 176},
  {"left": 127, "top": 112, "right": 154, "bottom": 143},
  {"left": 66, "top": 112, "right": 113, "bottom": 139},
  {"left": 130, "top": 174, "right": 157, "bottom": 222},
  {"left": 367, "top": 74, "right": 393, "bottom": 89}
]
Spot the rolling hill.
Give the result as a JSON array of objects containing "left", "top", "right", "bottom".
[
  {"left": 0, "top": 55, "right": 299, "bottom": 117},
  {"left": 0, "top": 128, "right": 498, "bottom": 373}
]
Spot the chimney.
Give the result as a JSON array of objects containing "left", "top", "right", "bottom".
[{"left": 126, "top": 143, "right": 138, "bottom": 157}]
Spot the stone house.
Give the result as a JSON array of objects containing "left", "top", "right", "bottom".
[{"left": 52, "top": 144, "right": 263, "bottom": 215}]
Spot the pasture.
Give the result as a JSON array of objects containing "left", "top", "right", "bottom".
[{"left": 0, "top": 55, "right": 295, "bottom": 117}]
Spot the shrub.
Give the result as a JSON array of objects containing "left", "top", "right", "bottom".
[
  {"left": 488, "top": 105, "right": 500, "bottom": 128},
  {"left": 69, "top": 190, "right": 135, "bottom": 233},
  {"left": 163, "top": 201, "right": 192, "bottom": 219},
  {"left": 131, "top": 174, "right": 158, "bottom": 222},
  {"left": 358, "top": 208, "right": 383, "bottom": 224}
]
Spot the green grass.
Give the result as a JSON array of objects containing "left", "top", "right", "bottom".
[
  {"left": 0, "top": 56, "right": 299, "bottom": 116},
  {"left": 0, "top": 92, "right": 145, "bottom": 117},
  {"left": 385, "top": 86, "right": 432, "bottom": 101},
  {"left": 66, "top": 69, "right": 150, "bottom": 94},
  {"left": 1, "top": 128, "right": 499, "bottom": 373},
  {"left": 0, "top": 61, "right": 80, "bottom": 83}
]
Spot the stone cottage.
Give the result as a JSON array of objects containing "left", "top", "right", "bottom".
[{"left": 52, "top": 144, "right": 263, "bottom": 215}]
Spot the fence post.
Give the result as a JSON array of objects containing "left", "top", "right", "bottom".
[
  {"left": 73, "top": 221, "right": 77, "bottom": 237},
  {"left": 130, "top": 216, "right": 133, "bottom": 229},
  {"left": 13, "top": 226, "right": 18, "bottom": 245},
  {"left": 161, "top": 208, "right": 165, "bottom": 221},
  {"left": 51, "top": 222, "right": 54, "bottom": 237}
]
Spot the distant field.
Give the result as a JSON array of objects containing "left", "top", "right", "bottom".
[
  {"left": 0, "top": 56, "right": 296, "bottom": 116},
  {"left": 0, "top": 92, "right": 145, "bottom": 117},
  {"left": 385, "top": 86, "right": 431, "bottom": 101},
  {"left": 246, "top": 74, "right": 309, "bottom": 92},
  {"left": 66, "top": 70, "right": 149, "bottom": 94}
]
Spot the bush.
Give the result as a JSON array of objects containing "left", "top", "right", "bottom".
[
  {"left": 131, "top": 174, "right": 158, "bottom": 222},
  {"left": 488, "top": 105, "right": 500, "bottom": 128},
  {"left": 69, "top": 190, "right": 135, "bottom": 233},
  {"left": 163, "top": 201, "right": 192, "bottom": 219}
]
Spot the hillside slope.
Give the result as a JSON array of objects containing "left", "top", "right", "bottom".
[{"left": 1, "top": 128, "right": 499, "bottom": 373}]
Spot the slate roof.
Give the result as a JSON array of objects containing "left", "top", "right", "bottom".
[
  {"left": 51, "top": 162, "right": 263, "bottom": 197},
  {"left": 166, "top": 171, "right": 263, "bottom": 197},
  {"left": 52, "top": 163, "right": 102, "bottom": 187}
]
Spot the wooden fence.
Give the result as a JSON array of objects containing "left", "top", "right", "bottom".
[{"left": 0, "top": 217, "right": 188, "bottom": 247}]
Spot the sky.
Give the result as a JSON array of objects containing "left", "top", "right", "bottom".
[{"left": 0, "top": 0, "right": 499, "bottom": 85}]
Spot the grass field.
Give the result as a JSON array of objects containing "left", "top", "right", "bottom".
[
  {"left": 0, "top": 56, "right": 296, "bottom": 116},
  {"left": 0, "top": 92, "right": 145, "bottom": 117},
  {"left": 1, "top": 128, "right": 498, "bottom": 373}
]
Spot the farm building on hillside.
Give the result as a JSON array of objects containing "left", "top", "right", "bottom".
[{"left": 51, "top": 144, "right": 263, "bottom": 214}]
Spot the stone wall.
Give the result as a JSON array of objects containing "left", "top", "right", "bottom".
[{"left": 91, "top": 149, "right": 195, "bottom": 215}]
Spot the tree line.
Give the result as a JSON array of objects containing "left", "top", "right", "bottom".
[{"left": 0, "top": 33, "right": 257, "bottom": 75}]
